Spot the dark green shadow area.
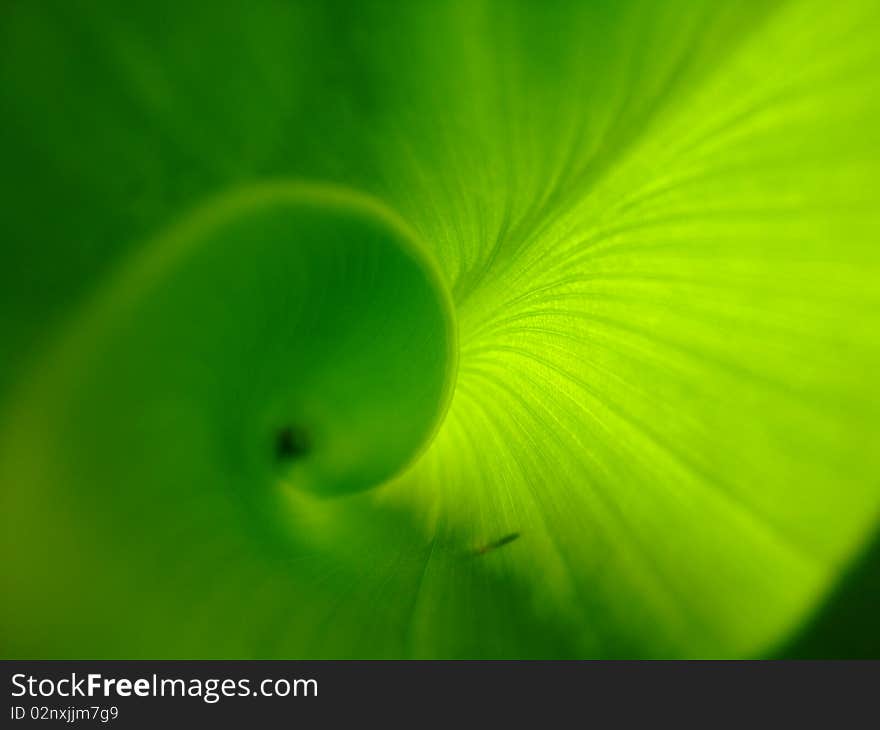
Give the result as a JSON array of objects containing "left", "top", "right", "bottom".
[{"left": 778, "top": 527, "right": 880, "bottom": 658}]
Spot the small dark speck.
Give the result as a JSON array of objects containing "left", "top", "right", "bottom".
[
  {"left": 275, "top": 425, "right": 310, "bottom": 462},
  {"left": 473, "top": 531, "right": 521, "bottom": 556}
]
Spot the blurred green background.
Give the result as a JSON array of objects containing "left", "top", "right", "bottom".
[{"left": 1, "top": 0, "right": 879, "bottom": 658}]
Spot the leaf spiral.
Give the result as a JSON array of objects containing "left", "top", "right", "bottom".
[{"left": 2, "top": 0, "right": 880, "bottom": 658}]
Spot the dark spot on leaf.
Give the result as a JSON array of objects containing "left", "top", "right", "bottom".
[
  {"left": 473, "top": 532, "right": 521, "bottom": 556},
  {"left": 275, "top": 425, "right": 310, "bottom": 462}
]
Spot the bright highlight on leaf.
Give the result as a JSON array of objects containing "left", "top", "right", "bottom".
[{"left": 1, "top": 0, "right": 879, "bottom": 658}]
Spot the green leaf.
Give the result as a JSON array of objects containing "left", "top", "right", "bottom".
[{"left": 1, "top": 0, "right": 879, "bottom": 658}]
